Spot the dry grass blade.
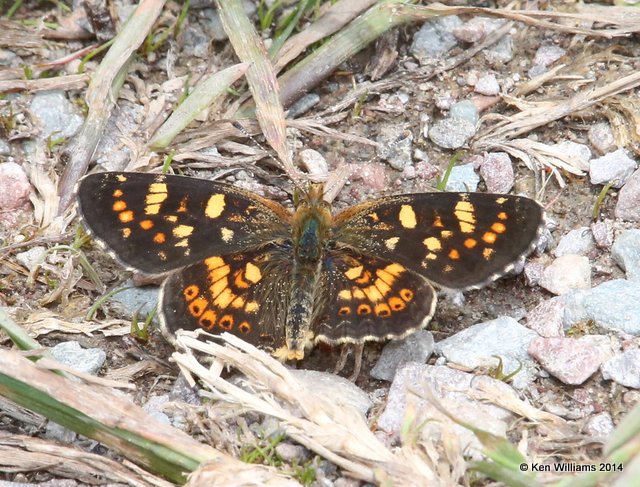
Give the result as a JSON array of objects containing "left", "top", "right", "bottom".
[
  {"left": 0, "top": 74, "right": 90, "bottom": 94},
  {"left": 476, "top": 70, "right": 640, "bottom": 152},
  {"left": 0, "top": 348, "right": 291, "bottom": 484},
  {"left": 274, "top": 0, "right": 377, "bottom": 71},
  {"left": 214, "top": 0, "right": 295, "bottom": 180},
  {"left": 277, "top": 0, "right": 421, "bottom": 110},
  {"left": 173, "top": 332, "right": 437, "bottom": 485},
  {"left": 57, "top": 0, "right": 167, "bottom": 214},
  {"left": 0, "top": 431, "right": 172, "bottom": 487},
  {"left": 149, "top": 63, "right": 250, "bottom": 150}
]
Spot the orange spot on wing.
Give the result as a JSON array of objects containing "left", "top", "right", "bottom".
[
  {"left": 112, "top": 200, "right": 127, "bottom": 211},
  {"left": 234, "top": 271, "right": 250, "bottom": 289},
  {"left": 183, "top": 285, "right": 199, "bottom": 300},
  {"left": 357, "top": 304, "right": 372, "bottom": 315},
  {"left": 210, "top": 277, "right": 229, "bottom": 299},
  {"left": 153, "top": 232, "right": 166, "bottom": 244},
  {"left": 497, "top": 211, "right": 508, "bottom": 220},
  {"left": 112, "top": 189, "right": 123, "bottom": 197},
  {"left": 188, "top": 298, "right": 207, "bottom": 317},
  {"left": 118, "top": 210, "right": 134, "bottom": 223},
  {"left": 199, "top": 310, "right": 217, "bottom": 330},
  {"left": 491, "top": 222, "right": 506, "bottom": 233},
  {"left": 464, "top": 238, "right": 477, "bottom": 249},
  {"left": 388, "top": 297, "right": 406, "bottom": 311},
  {"left": 219, "top": 314, "right": 234, "bottom": 330},
  {"left": 482, "top": 232, "right": 497, "bottom": 244},
  {"left": 355, "top": 271, "right": 372, "bottom": 285},
  {"left": 338, "top": 306, "right": 351, "bottom": 316},
  {"left": 139, "top": 219, "right": 154, "bottom": 230},
  {"left": 375, "top": 303, "right": 391, "bottom": 317},
  {"left": 399, "top": 289, "right": 414, "bottom": 302},
  {"left": 239, "top": 321, "right": 251, "bottom": 334},
  {"left": 448, "top": 249, "right": 460, "bottom": 260}
]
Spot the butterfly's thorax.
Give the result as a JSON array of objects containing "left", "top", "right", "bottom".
[{"left": 282, "top": 184, "right": 333, "bottom": 359}]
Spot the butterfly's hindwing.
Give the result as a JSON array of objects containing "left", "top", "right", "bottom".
[
  {"left": 77, "top": 172, "right": 291, "bottom": 274},
  {"left": 333, "top": 192, "right": 544, "bottom": 290},
  {"left": 160, "top": 243, "right": 294, "bottom": 351},
  {"left": 312, "top": 251, "right": 437, "bottom": 344}
]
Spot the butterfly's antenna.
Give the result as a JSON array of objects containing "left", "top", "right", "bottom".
[{"left": 230, "top": 120, "right": 304, "bottom": 195}]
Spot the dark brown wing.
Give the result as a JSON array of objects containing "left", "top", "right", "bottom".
[
  {"left": 77, "top": 172, "right": 291, "bottom": 274},
  {"left": 332, "top": 192, "right": 544, "bottom": 290}
]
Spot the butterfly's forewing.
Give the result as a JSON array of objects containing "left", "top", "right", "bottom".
[
  {"left": 313, "top": 250, "right": 437, "bottom": 344},
  {"left": 160, "top": 242, "right": 294, "bottom": 350},
  {"left": 333, "top": 192, "right": 544, "bottom": 290},
  {"left": 77, "top": 172, "right": 291, "bottom": 274}
]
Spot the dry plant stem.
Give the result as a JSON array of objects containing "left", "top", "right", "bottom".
[
  {"left": 174, "top": 333, "right": 437, "bottom": 485},
  {"left": 57, "top": 0, "right": 167, "bottom": 214},
  {"left": 148, "top": 63, "right": 250, "bottom": 150},
  {"left": 215, "top": 0, "right": 296, "bottom": 180},
  {"left": 477, "top": 70, "right": 640, "bottom": 144},
  {"left": 0, "top": 74, "right": 89, "bottom": 94},
  {"left": 0, "top": 431, "right": 172, "bottom": 487},
  {"left": 277, "top": 0, "right": 420, "bottom": 110},
  {"left": 274, "top": 0, "right": 377, "bottom": 72},
  {"left": 0, "top": 349, "right": 220, "bottom": 483}
]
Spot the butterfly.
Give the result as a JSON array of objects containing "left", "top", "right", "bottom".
[{"left": 77, "top": 172, "right": 544, "bottom": 361}]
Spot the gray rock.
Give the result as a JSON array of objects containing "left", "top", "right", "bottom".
[
  {"left": 616, "top": 169, "right": 640, "bottom": 222},
  {"left": 533, "top": 45, "right": 566, "bottom": 67},
  {"left": 591, "top": 220, "right": 614, "bottom": 249},
  {"left": 553, "top": 141, "right": 591, "bottom": 172},
  {"left": 291, "top": 369, "right": 372, "bottom": 417},
  {"left": 589, "top": 149, "right": 637, "bottom": 188},
  {"left": 452, "top": 17, "right": 505, "bottom": 43},
  {"left": 449, "top": 99, "right": 480, "bottom": 125},
  {"left": 15, "top": 246, "right": 46, "bottom": 272},
  {"left": 444, "top": 163, "right": 480, "bottom": 192},
  {"left": 376, "top": 125, "right": 413, "bottom": 170},
  {"left": 539, "top": 255, "right": 591, "bottom": 295},
  {"left": 50, "top": 341, "right": 106, "bottom": 375},
  {"left": 0, "top": 139, "right": 11, "bottom": 156},
  {"left": 378, "top": 363, "right": 514, "bottom": 455},
  {"left": 29, "top": 90, "right": 83, "bottom": 139},
  {"left": 526, "top": 297, "right": 566, "bottom": 337},
  {"left": 435, "top": 316, "right": 538, "bottom": 388},
  {"left": 528, "top": 335, "right": 615, "bottom": 385},
  {"left": 611, "top": 229, "right": 640, "bottom": 281},
  {"left": 601, "top": 349, "right": 640, "bottom": 389},
  {"left": 479, "top": 152, "right": 514, "bottom": 193},
  {"left": 474, "top": 73, "right": 500, "bottom": 96},
  {"left": 143, "top": 394, "right": 171, "bottom": 425},
  {"left": 411, "top": 16, "right": 463, "bottom": 63},
  {"left": 584, "top": 412, "right": 614, "bottom": 439},
  {"left": 110, "top": 281, "right": 159, "bottom": 320},
  {"left": 275, "top": 443, "right": 309, "bottom": 463},
  {"left": 523, "top": 261, "right": 545, "bottom": 287},
  {"left": 553, "top": 227, "right": 595, "bottom": 257},
  {"left": 563, "top": 279, "right": 640, "bottom": 335},
  {"left": 44, "top": 421, "right": 77, "bottom": 444},
  {"left": 484, "top": 35, "right": 513, "bottom": 64},
  {"left": 370, "top": 330, "right": 435, "bottom": 381},
  {"left": 428, "top": 116, "right": 477, "bottom": 150},
  {"left": 588, "top": 122, "right": 617, "bottom": 155}
]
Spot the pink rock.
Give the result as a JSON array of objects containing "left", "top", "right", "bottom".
[
  {"left": 479, "top": 152, "right": 514, "bottom": 193},
  {"left": 0, "top": 162, "right": 30, "bottom": 210},
  {"left": 526, "top": 297, "right": 566, "bottom": 337},
  {"left": 528, "top": 336, "right": 614, "bottom": 385},
  {"left": 615, "top": 169, "right": 640, "bottom": 222}
]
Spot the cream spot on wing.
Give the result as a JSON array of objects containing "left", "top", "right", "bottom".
[
  {"left": 345, "top": 265, "right": 363, "bottom": 280},
  {"left": 399, "top": 205, "right": 417, "bottom": 229},
  {"left": 385, "top": 237, "right": 399, "bottom": 250},
  {"left": 205, "top": 194, "right": 226, "bottom": 219},
  {"left": 244, "top": 262, "right": 262, "bottom": 283},
  {"left": 221, "top": 227, "right": 234, "bottom": 243},
  {"left": 423, "top": 237, "right": 441, "bottom": 251}
]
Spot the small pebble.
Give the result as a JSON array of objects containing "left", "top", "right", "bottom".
[
  {"left": 553, "top": 227, "right": 595, "bottom": 257},
  {"left": 611, "top": 229, "right": 640, "bottom": 281},
  {"left": 588, "top": 122, "right": 616, "bottom": 155},
  {"left": 474, "top": 74, "right": 500, "bottom": 96},
  {"left": 410, "top": 15, "right": 463, "bottom": 63},
  {"left": 589, "top": 148, "right": 637, "bottom": 188},
  {"left": 526, "top": 297, "right": 566, "bottom": 337},
  {"left": 528, "top": 335, "right": 614, "bottom": 385},
  {"left": 601, "top": 348, "right": 640, "bottom": 389},
  {"left": 479, "top": 152, "right": 514, "bottom": 193},
  {"left": 584, "top": 412, "right": 614, "bottom": 438},
  {"left": 615, "top": 169, "right": 640, "bottom": 222},
  {"left": 533, "top": 45, "right": 566, "bottom": 67},
  {"left": 370, "top": 330, "right": 435, "bottom": 381},
  {"left": 590, "top": 220, "right": 614, "bottom": 249},
  {"left": 298, "top": 148, "right": 328, "bottom": 181},
  {"left": 539, "top": 255, "right": 591, "bottom": 295},
  {"left": 444, "top": 163, "right": 480, "bottom": 192}
]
